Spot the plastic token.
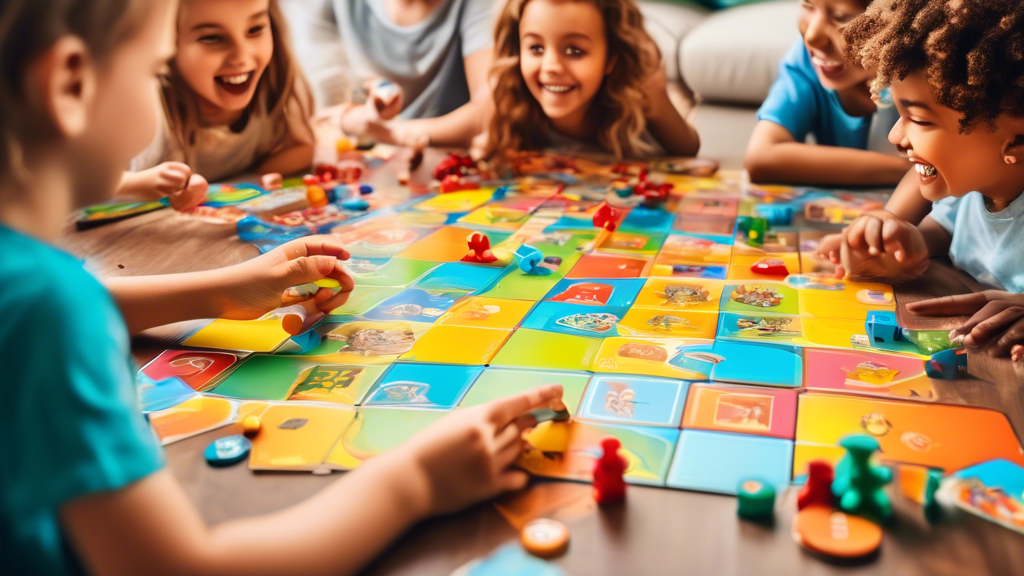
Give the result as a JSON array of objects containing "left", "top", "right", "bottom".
[
  {"left": 204, "top": 435, "right": 251, "bottom": 467},
  {"left": 241, "top": 415, "right": 262, "bottom": 437},
  {"left": 521, "top": 518, "right": 570, "bottom": 558},
  {"left": 794, "top": 506, "right": 882, "bottom": 558}
]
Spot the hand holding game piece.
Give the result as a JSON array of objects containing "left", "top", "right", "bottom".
[
  {"left": 168, "top": 173, "right": 209, "bottom": 213},
  {"left": 367, "top": 79, "right": 403, "bottom": 120},
  {"left": 392, "top": 384, "right": 564, "bottom": 517},
  {"left": 837, "top": 216, "right": 930, "bottom": 283},
  {"left": 907, "top": 291, "right": 1024, "bottom": 357}
]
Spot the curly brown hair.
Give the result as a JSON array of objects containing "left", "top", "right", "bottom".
[
  {"left": 844, "top": 0, "right": 1024, "bottom": 132},
  {"left": 484, "top": 0, "right": 658, "bottom": 163}
]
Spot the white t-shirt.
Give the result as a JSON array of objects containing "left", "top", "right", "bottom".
[{"left": 930, "top": 191, "right": 1024, "bottom": 292}]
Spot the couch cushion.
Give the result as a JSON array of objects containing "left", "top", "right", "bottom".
[
  {"left": 680, "top": 0, "right": 799, "bottom": 105},
  {"left": 640, "top": 1, "right": 711, "bottom": 84}
]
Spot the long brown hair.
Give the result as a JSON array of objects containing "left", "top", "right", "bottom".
[
  {"left": 485, "top": 0, "right": 658, "bottom": 163},
  {"left": 159, "top": 0, "right": 313, "bottom": 167},
  {"left": 0, "top": 0, "right": 152, "bottom": 179}
]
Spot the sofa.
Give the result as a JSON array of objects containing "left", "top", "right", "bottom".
[{"left": 281, "top": 0, "right": 802, "bottom": 167}]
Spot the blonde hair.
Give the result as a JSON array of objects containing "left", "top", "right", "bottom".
[
  {"left": 160, "top": 0, "right": 313, "bottom": 167},
  {"left": 0, "top": 0, "right": 151, "bottom": 179},
  {"left": 485, "top": 0, "right": 658, "bottom": 163}
]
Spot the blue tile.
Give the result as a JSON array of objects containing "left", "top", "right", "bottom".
[
  {"left": 667, "top": 430, "right": 794, "bottom": 494},
  {"left": 578, "top": 375, "right": 689, "bottom": 427},
  {"left": 365, "top": 363, "right": 483, "bottom": 409},
  {"left": 522, "top": 301, "right": 627, "bottom": 338}
]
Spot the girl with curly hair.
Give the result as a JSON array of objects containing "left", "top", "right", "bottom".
[
  {"left": 483, "top": 0, "right": 700, "bottom": 162},
  {"left": 831, "top": 0, "right": 1024, "bottom": 359}
]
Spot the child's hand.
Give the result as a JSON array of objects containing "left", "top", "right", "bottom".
[
  {"left": 907, "top": 291, "right": 1024, "bottom": 358},
  {"left": 395, "top": 384, "right": 565, "bottom": 518},
  {"left": 218, "top": 236, "right": 354, "bottom": 322},
  {"left": 367, "top": 79, "right": 403, "bottom": 121},
  {"left": 121, "top": 162, "right": 208, "bottom": 212},
  {"left": 169, "top": 173, "right": 208, "bottom": 212},
  {"left": 835, "top": 212, "right": 930, "bottom": 282}
]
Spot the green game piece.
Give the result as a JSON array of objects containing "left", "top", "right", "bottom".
[
  {"left": 924, "top": 469, "right": 943, "bottom": 523},
  {"left": 832, "top": 435, "right": 893, "bottom": 524},
  {"left": 736, "top": 216, "right": 768, "bottom": 248},
  {"left": 737, "top": 478, "right": 775, "bottom": 521},
  {"left": 902, "top": 329, "right": 955, "bottom": 355}
]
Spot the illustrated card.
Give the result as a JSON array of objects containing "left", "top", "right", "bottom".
[
  {"left": 140, "top": 350, "right": 240, "bottom": 391},
  {"left": 566, "top": 253, "right": 652, "bottom": 279},
  {"left": 302, "top": 320, "right": 433, "bottom": 365},
  {"left": 363, "top": 363, "right": 483, "bottom": 408},
  {"left": 543, "top": 278, "right": 644, "bottom": 308},
  {"left": 435, "top": 297, "right": 535, "bottom": 330},
  {"left": 633, "top": 278, "right": 724, "bottom": 312},
  {"left": 459, "top": 368, "right": 591, "bottom": 415},
  {"left": 363, "top": 287, "right": 471, "bottom": 323},
  {"left": 249, "top": 404, "right": 357, "bottom": 471},
  {"left": 682, "top": 383, "right": 798, "bottom": 439},
  {"left": 720, "top": 282, "right": 800, "bottom": 316},
  {"left": 717, "top": 312, "right": 804, "bottom": 345},
  {"left": 208, "top": 354, "right": 384, "bottom": 403},
  {"left": 803, "top": 348, "right": 936, "bottom": 401},
  {"left": 616, "top": 307, "right": 719, "bottom": 339},
  {"left": 342, "top": 257, "right": 437, "bottom": 287},
  {"left": 521, "top": 302, "right": 628, "bottom": 338},
  {"left": 399, "top": 325, "right": 512, "bottom": 364},
  {"left": 667, "top": 429, "right": 794, "bottom": 494},
  {"left": 577, "top": 375, "right": 689, "bottom": 427}
]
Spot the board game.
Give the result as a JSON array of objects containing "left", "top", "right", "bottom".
[{"left": 135, "top": 150, "right": 1024, "bottom": 500}]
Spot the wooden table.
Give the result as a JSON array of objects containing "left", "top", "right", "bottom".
[{"left": 59, "top": 150, "right": 1024, "bottom": 576}]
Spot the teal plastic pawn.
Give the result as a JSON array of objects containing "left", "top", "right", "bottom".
[{"left": 832, "top": 434, "right": 893, "bottom": 523}]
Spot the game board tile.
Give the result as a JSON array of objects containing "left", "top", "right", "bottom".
[
  {"left": 491, "top": 329, "right": 602, "bottom": 372},
  {"left": 542, "top": 278, "right": 645, "bottom": 308},
  {"left": 717, "top": 311, "right": 805, "bottom": 346},
  {"left": 363, "top": 363, "right": 483, "bottom": 409},
  {"left": 518, "top": 422, "right": 679, "bottom": 486},
  {"left": 343, "top": 257, "right": 438, "bottom": 287},
  {"left": 296, "top": 320, "right": 433, "bottom": 365},
  {"left": 324, "top": 286, "right": 405, "bottom": 319},
  {"left": 149, "top": 396, "right": 268, "bottom": 446},
  {"left": 699, "top": 340, "right": 803, "bottom": 387},
  {"left": 480, "top": 254, "right": 580, "bottom": 300},
  {"left": 732, "top": 231, "right": 799, "bottom": 255},
  {"left": 138, "top": 374, "right": 197, "bottom": 413},
  {"left": 457, "top": 205, "right": 534, "bottom": 230},
  {"left": 802, "top": 348, "right": 936, "bottom": 401},
  {"left": 682, "top": 383, "right": 798, "bottom": 439},
  {"left": 618, "top": 206, "right": 676, "bottom": 233},
  {"left": 399, "top": 325, "right": 512, "bottom": 364},
  {"left": 521, "top": 301, "right": 628, "bottom": 338},
  {"left": 596, "top": 230, "right": 668, "bottom": 256},
  {"left": 616, "top": 307, "right": 719, "bottom": 339},
  {"left": 362, "top": 287, "right": 471, "bottom": 323},
  {"left": 633, "top": 277, "right": 725, "bottom": 312},
  {"left": 412, "top": 261, "right": 508, "bottom": 294},
  {"left": 654, "top": 232, "right": 733, "bottom": 267},
  {"left": 726, "top": 252, "right": 801, "bottom": 281},
  {"left": 328, "top": 218, "right": 437, "bottom": 258},
  {"left": 459, "top": 368, "right": 592, "bottom": 415},
  {"left": 207, "top": 354, "right": 385, "bottom": 404},
  {"left": 435, "top": 297, "right": 536, "bottom": 330},
  {"left": 182, "top": 318, "right": 292, "bottom": 353},
  {"left": 577, "top": 375, "right": 689, "bottom": 428},
  {"left": 325, "top": 408, "right": 449, "bottom": 470},
  {"left": 648, "top": 263, "right": 728, "bottom": 280},
  {"left": 667, "top": 430, "right": 794, "bottom": 494},
  {"left": 566, "top": 253, "right": 653, "bottom": 279},
  {"left": 672, "top": 215, "right": 736, "bottom": 236},
  {"left": 397, "top": 225, "right": 512, "bottom": 262},
  {"left": 141, "top": 349, "right": 241, "bottom": 391},
  {"left": 412, "top": 190, "right": 496, "bottom": 214},
  {"left": 677, "top": 196, "right": 739, "bottom": 219},
  {"left": 592, "top": 337, "right": 715, "bottom": 380},
  {"left": 249, "top": 404, "right": 357, "bottom": 471},
  {"left": 797, "top": 279, "right": 896, "bottom": 321},
  {"left": 720, "top": 281, "right": 800, "bottom": 316},
  {"left": 794, "top": 393, "right": 1024, "bottom": 477}
]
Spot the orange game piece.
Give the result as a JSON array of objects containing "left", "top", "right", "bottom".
[
  {"left": 593, "top": 436, "right": 627, "bottom": 504},
  {"left": 793, "top": 506, "right": 882, "bottom": 558},
  {"left": 241, "top": 415, "right": 262, "bottom": 437},
  {"left": 306, "top": 185, "right": 328, "bottom": 208},
  {"left": 521, "top": 518, "right": 570, "bottom": 558}
]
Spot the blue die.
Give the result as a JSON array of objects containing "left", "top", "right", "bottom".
[{"left": 865, "top": 310, "right": 902, "bottom": 344}]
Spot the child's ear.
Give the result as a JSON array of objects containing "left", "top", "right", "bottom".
[
  {"left": 605, "top": 55, "right": 617, "bottom": 76},
  {"left": 27, "top": 37, "right": 96, "bottom": 139},
  {"left": 1002, "top": 117, "right": 1024, "bottom": 165}
]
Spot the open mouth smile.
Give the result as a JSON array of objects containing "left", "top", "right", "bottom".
[
  {"left": 215, "top": 71, "right": 255, "bottom": 96},
  {"left": 910, "top": 158, "right": 938, "bottom": 184}
]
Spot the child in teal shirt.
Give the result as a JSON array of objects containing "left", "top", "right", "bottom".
[{"left": 0, "top": 1, "right": 564, "bottom": 573}]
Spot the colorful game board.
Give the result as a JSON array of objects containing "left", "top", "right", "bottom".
[{"left": 140, "top": 151, "right": 1024, "bottom": 498}]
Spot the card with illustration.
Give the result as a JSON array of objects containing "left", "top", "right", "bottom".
[
  {"left": 518, "top": 422, "right": 679, "bottom": 486},
  {"left": 249, "top": 404, "right": 357, "bottom": 471},
  {"left": 566, "top": 253, "right": 652, "bottom": 279},
  {"left": 182, "top": 318, "right": 292, "bottom": 352},
  {"left": 672, "top": 215, "right": 735, "bottom": 236},
  {"left": 363, "top": 287, "right": 470, "bottom": 323},
  {"left": 798, "top": 279, "right": 896, "bottom": 321},
  {"left": 325, "top": 408, "right": 447, "bottom": 470},
  {"left": 329, "top": 217, "right": 437, "bottom": 258},
  {"left": 727, "top": 253, "right": 800, "bottom": 281},
  {"left": 616, "top": 307, "right": 719, "bottom": 339},
  {"left": 435, "top": 297, "right": 534, "bottom": 330},
  {"left": 593, "top": 337, "right": 714, "bottom": 380},
  {"left": 209, "top": 354, "right": 384, "bottom": 403},
  {"left": 721, "top": 282, "right": 800, "bottom": 315},
  {"left": 137, "top": 374, "right": 197, "bottom": 413},
  {"left": 400, "top": 325, "right": 512, "bottom": 364},
  {"left": 491, "top": 329, "right": 602, "bottom": 372},
  {"left": 577, "top": 375, "right": 689, "bottom": 427},
  {"left": 649, "top": 263, "right": 728, "bottom": 280},
  {"left": 458, "top": 205, "right": 533, "bottom": 230},
  {"left": 667, "top": 429, "right": 793, "bottom": 494},
  {"left": 799, "top": 317, "right": 879, "bottom": 350},
  {"left": 141, "top": 350, "right": 240, "bottom": 391},
  {"left": 324, "top": 286, "right": 405, "bottom": 320},
  {"left": 783, "top": 273, "right": 847, "bottom": 292},
  {"left": 413, "top": 190, "right": 495, "bottom": 214},
  {"left": 717, "top": 312, "right": 804, "bottom": 345},
  {"left": 682, "top": 383, "right": 798, "bottom": 439},
  {"left": 618, "top": 206, "right": 676, "bottom": 234},
  {"left": 633, "top": 278, "right": 724, "bottom": 312},
  {"left": 656, "top": 233, "right": 732, "bottom": 267},
  {"left": 939, "top": 460, "right": 1024, "bottom": 535},
  {"left": 678, "top": 196, "right": 739, "bottom": 218},
  {"left": 803, "top": 348, "right": 936, "bottom": 401},
  {"left": 343, "top": 257, "right": 436, "bottom": 287},
  {"left": 794, "top": 394, "right": 1024, "bottom": 478},
  {"left": 301, "top": 320, "right": 433, "bottom": 364},
  {"left": 459, "top": 368, "right": 592, "bottom": 415},
  {"left": 522, "top": 301, "right": 628, "bottom": 338},
  {"left": 506, "top": 228, "right": 596, "bottom": 260},
  {"left": 481, "top": 254, "right": 579, "bottom": 301},
  {"left": 148, "top": 396, "right": 267, "bottom": 445},
  {"left": 411, "top": 262, "right": 507, "bottom": 294},
  {"left": 363, "top": 363, "right": 482, "bottom": 408},
  {"left": 543, "top": 278, "right": 644, "bottom": 308},
  {"left": 597, "top": 231, "right": 667, "bottom": 256},
  {"left": 398, "top": 225, "right": 513, "bottom": 262}
]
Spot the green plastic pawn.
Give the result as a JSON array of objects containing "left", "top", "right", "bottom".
[
  {"left": 736, "top": 216, "right": 767, "bottom": 248},
  {"left": 832, "top": 435, "right": 893, "bottom": 523}
]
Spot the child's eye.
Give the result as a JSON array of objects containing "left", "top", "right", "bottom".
[
  {"left": 248, "top": 24, "right": 266, "bottom": 35},
  {"left": 910, "top": 119, "right": 933, "bottom": 127},
  {"left": 529, "top": 45, "right": 544, "bottom": 55},
  {"left": 198, "top": 35, "right": 223, "bottom": 45},
  {"left": 565, "top": 47, "right": 585, "bottom": 58}
]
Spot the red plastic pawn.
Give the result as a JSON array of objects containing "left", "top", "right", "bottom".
[
  {"left": 592, "top": 204, "right": 619, "bottom": 232},
  {"left": 797, "top": 460, "right": 835, "bottom": 510},
  {"left": 593, "top": 437, "right": 627, "bottom": 505},
  {"left": 302, "top": 174, "right": 321, "bottom": 186},
  {"left": 440, "top": 174, "right": 479, "bottom": 193},
  {"left": 315, "top": 164, "right": 340, "bottom": 182},
  {"left": 462, "top": 232, "right": 497, "bottom": 263}
]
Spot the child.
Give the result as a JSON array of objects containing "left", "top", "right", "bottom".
[
  {"left": 744, "top": 0, "right": 916, "bottom": 187},
  {"left": 0, "top": 1, "right": 564, "bottom": 573},
  {"left": 483, "top": 0, "right": 700, "bottom": 161},
  {"left": 121, "top": 0, "right": 316, "bottom": 206},
  {"left": 831, "top": 0, "right": 1024, "bottom": 358}
]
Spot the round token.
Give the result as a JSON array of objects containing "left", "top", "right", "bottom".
[
  {"left": 204, "top": 435, "right": 251, "bottom": 467},
  {"left": 794, "top": 506, "right": 882, "bottom": 558},
  {"left": 241, "top": 415, "right": 262, "bottom": 437},
  {"left": 521, "top": 518, "right": 570, "bottom": 558}
]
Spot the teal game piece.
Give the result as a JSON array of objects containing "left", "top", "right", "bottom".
[
  {"left": 737, "top": 478, "right": 776, "bottom": 521},
  {"left": 832, "top": 435, "right": 893, "bottom": 523},
  {"left": 204, "top": 435, "right": 252, "bottom": 467},
  {"left": 865, "top": 310, "right": 902, "bottom": 345},
  {"left": 755, "top": 204, "right": 794, "bottom": 226},
  {"left": 926, "top": 347, "right": 969, "bottom": 380}
]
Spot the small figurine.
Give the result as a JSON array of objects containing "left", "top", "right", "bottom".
[
  {"left": 515, "top": 244, "right": 552, "bottom": 276},
  {"left": 832, "top": 434, "right": 893, "bottom": 523},
  {"left": 593, "top": 437, "right": 627, "bottom": 504},
  {"left": 592, "top": 203, "right": 619, "bottom": 231},
  {"left": 798, "top": 460, "right": 835, "bottom": 510},
  {"left": 462, "top": 232, "right": 497, "bottom": 264},
  {"left": 306, "top": 185, "right": 328, "bottom": 208}
]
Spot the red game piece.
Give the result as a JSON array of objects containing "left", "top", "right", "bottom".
[
  {"left": 462, "top": 232, "right": 497, "bottom": 263},
  {"left": 315, "top": 164, "right": 340, "bottom": 182},
  {"left": 593, "top": 437, "right": 627, "bottom": 504},
  {"left": 434, "top": 152, "right": 476, "bottom": 180},
  {"left": 592, "top": 204, "right": 619, "bottom": 232},
  {"left": 798, "top": 460, "right": 835, "bottom": 511},
  {"left": 750, "top": 257, "right": 789, "bottom": 276},
  {"left": 302, "top": 174, "right": 320, "bottom": 186},
  {"left": 440, "top": 174, "right": 479, "bottom": 193}
]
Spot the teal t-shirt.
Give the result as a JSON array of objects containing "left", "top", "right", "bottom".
[
  {"left": 0, "top": 224, "right": 164, "bottom": 574},
  {"left": 930, "top": 192, "right": 1024, "bottom": 293}
]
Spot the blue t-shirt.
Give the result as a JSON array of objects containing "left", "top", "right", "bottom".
[
  {"left": 929, "top": 192, "right": 1024, "bottom": 293},
  {"left": 758, "top": 39, "right": 899, "bottom": 153},
  {"left": 0, "top": 224, "right": 164, "bottom": 574}
]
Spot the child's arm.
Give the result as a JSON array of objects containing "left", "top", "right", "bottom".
[
  {"left": 255, "top": 142, "right": 315, "bottom": 177},
  {"left": 907, "top": 291, "right": 1024, "bottom": 359},
  {"left": 116, "top": 163, "right": 208, "bottom": 212},
  {"left": 105, "top": 236, "right": 355, "bottom": 335},
  {"left": 744, "top": 121, "right": 910, "bottom": 186},
  {"left": 642, "top": 66, "right": 700, "bottom": 157},
  {"left": 61, "top": 385, "right": 564, "bottom": 576}
]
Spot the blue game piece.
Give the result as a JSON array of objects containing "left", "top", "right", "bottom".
[
  {"left": 515, "top": 244, "right": 552, "bottom": 276},
  {"left": 493, "top": 186, "right": 510, "bottom": 200},
  {"left": 865, "top": 310, "right": 902, "bottom": 345},
  {"left": 204, "top": 435, "right": 251, "bottom": 467},
  {"left": 359, "top": 184, "right": 374, "bottom": 195},
  {"left": 925, "top": 347, "right": 969, "bottom": 379},
  {"left": 755, "top": 204, "right": 794, "bottom": 226},
  {"left": 326, "top": 186, "right": 341, "bottom": 203},
  {"left": 342, "top": 197, "right": 370, "bottom": 211}
]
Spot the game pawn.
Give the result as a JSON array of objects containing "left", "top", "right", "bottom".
[
  {"left": 593, "top": 436, "right": 627, "bottom": 505},
  {"left": 798, "top": 460, "right": 835, "bottom": 510},
  {"left": 832, "top": 435, "right": 893, "bottom": 523}
]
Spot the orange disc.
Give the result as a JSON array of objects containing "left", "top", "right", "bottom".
[
  {"left": 794, "top": 506, "right": 882, "bottom": 558},
  {"left": 521, "top": 518, "right": 570, "bottom": 558}
]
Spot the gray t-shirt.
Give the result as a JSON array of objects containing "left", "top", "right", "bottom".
[{"left": 332, "top": 0, "right": 494, "bottom": 119}]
